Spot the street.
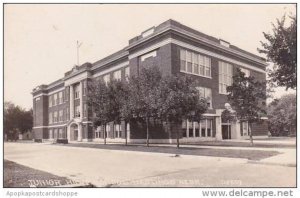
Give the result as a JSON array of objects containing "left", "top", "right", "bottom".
[{"left": 4, "top": 142, "right": 296, "bottom": 187}]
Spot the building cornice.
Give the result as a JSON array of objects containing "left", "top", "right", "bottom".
[
  {"left": 129, "top": 38, "right": 266, "bottom": 74},
  {"left": 127, "top": 24, "right": 267, "bottom": 67},
  {"left": 91, "top": 51, "right": 129, "bottom": 71}
]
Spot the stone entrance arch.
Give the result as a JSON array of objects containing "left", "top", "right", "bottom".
[{"left": 67, "top": 122, "right": 82, "bottom": 141}]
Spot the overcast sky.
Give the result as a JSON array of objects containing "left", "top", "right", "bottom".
[{"left": 4, "top": 4, "right": 296, "bottom": 110}]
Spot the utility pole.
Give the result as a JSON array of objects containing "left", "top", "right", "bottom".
[{"left": 76, "top": 40, "right": 82, "bottom": 66}]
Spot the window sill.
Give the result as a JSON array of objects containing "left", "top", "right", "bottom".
[{"left": 180, "top": 70, "right": 212, "bottom": 79}]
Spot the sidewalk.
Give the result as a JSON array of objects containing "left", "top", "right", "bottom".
[{"left": 70, "top": 141, "right": 296, "bottom": 167}]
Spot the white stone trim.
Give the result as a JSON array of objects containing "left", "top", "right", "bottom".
[
  {"left": 33, "top": 93, "right": 47, "bottom": 99},
  {"left": 128, "top": 38, "right": 266, "bottom": 74},
  {"left": 141, "top": 50, "right": 157, "bottom": 61},
  {"left": 48, "top": 87, "right": 65, "bottom": 95},
  {"left": 91, "top": 52, "right": 129, "bottom": 70},
  {"left": 47, "top": 80, "right": 64, "bottom": 90},
  {"left": 82, "top": 121, "right": 93, "bottom": 124},
  {"left": 92, "top": 61, "right": 129, "bottom": 78},
  {"left": 129, "top": 38, "right": 172, "bottom": 59},
  {"left": 203, "top": 113, "right": 218, "bottom": 116},
  {"left": 33, "top": 124, "right": 67, "bottom": 129},
  {"left": 128, "top": 138, "right": 177, "bottom": 144},
  {"left": 64, "top": 71, "right": 91, "bottom": 86}
]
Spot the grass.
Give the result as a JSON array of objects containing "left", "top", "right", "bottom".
[
  {"left": 4, "top": 160, "right": 73, "bottom": 187},
  {"left": 187, "top": 141, "right": 295, "bottom": 148},
  {"left": 59, "top": 143, "right": 280, "bottom": 161}
]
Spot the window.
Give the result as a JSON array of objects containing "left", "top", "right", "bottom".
[
  {"left": 105, "top": 124, "right": 110, "bottom": 138},
  {"left": 95, "top": 126, "right": 101, "bottom": 138},
  {"left": 103, "top": 74, "right": 110, "bottom": 85},
  {"left": 194, "top": 122, "right": 200, "bottom": 137},
  {"left": 204, "top": 57, "right": 211, "bottom": 77},
  {"left": 74, "top": 84, "right": 80, "bottom": 99},
  {"left": 114, "top": 124, "right": 122, "bottom": 138},
  {"left": 186, "top": 51, "right": 192, "bottom": 73},
  {"left": 240, "top": 68, "right": 250, "bottom": 77},
  {"left": 49, "top": 95, "right": 52, "bottom": 107},
  {"left": 183, "top": 119, "right": 213, "bottom": 138},
  {"left": 200, "top": 119, "right": 206, "bottom": 137},
  {"left": 193, "top": 53, "right": 199, "bottom": 75},
  {"left": 53, "top": 111, "right": 58, "bottom": 123},
  {"left": 53, "top": 129, "right": 58, "bottom": 139},
  {"left": 125, "top": 67, "right": 130, "bottom": 81},
  {"left": 53, "top": 94, "right": 57, "bottom": 106},
  {"left": 65, "top": 88, "right": 69, "bottom": 101},
  {"left": 49, "top": 129, "right": 53, "bottom": 139},
  {"left": 83, "top": 81, "right": 87, "bottom": 96},
  {"left": 75, "top": 105, "right": 80, "bottom": 117},
  {"left": 58, "top": 128, "right": 63, "bottom": 139},
  {"left": 59, "top": 110, "right": 63, "bottom": 122},
  {"left": 180, "top": 49, "right": 186, "bottom": 71},
  {"left": 180, "top": 49, "right": 211, "bottom": 77},
  {"left": 182, "top": 120, "right": 187, "bottom": 137},
  {"left": 241, "top": 121, "right": 249, "bottom": 136},
  {"left": 219, "top": 61, "right": 233, "bottom": 94},
  {"left": 83, "top": 104, "right": 87, "bottom": 117},
  {"left": 197, "top": 87, "right": 212, "bottom": 108},
  {"left": 66, "top": 107, "right": 69, "bottom": 121},
  {"left": 113, "top": 70, "right": 122, "bottom": 81},
  {"left": 49, "top": 112, "right": 52, "bottom": 124},
  {"left": 59, "top": 92, "right": 63, "bottom": 104}
]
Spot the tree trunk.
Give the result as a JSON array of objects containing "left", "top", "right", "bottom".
[
  {"left": 104, "top": 124, "right": 107, "bottom": 145},
  {"left": 228, "top": 120, "right": 230, "bottom": 139},
  {"left": 249, "top": 122, "right": 253, "bottom": 146},
  {"left": 125, "top": 121, "right": 128, "bottom": 146},
  {"left": 176, "top": 125, "right": 180, "bottom": 149},
  {"left": 146, "top": 117, "right": 149, "bottom": 147}
]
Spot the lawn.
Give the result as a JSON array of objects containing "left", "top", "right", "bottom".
[
  {"left": 4, "top": 160, "right": 74, "bottom": 187},
  {"left": 59, "top": 143, "right": 280, "bottom": 161}
]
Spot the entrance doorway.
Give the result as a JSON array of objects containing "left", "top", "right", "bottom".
[
  {"left": 222, "top": 124, "right": 231, "bottom": 139},
  {"left": 70, "top": 123, "right": 79, "bottom": 141}
]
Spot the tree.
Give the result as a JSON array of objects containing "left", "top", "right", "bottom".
[
  {"left": 87, "top": 79, "right": 110, "bottom": 144},
  {"left": 128, "top": 66, "right": 163, "bottom": 147},
  {"left": 268, "top": 94, "right": 296, "bottom": 136},
  {"left": 258, "top": 14, "right": 296, "bottom": 90},
  {"left": 106, "top": 79, "right": 131, "bottom": 145},
  {"left": 4, "top": 102, "right": 33, "bottom": 141},
  {"left": 160, "top": 75, "right": 208, "bottom": 148},
  {"left": 227, "top": 69, "right": 267, "bottom": 145},
  {"left": 221, "top": 109, "right": 236, "bottom": 139}
]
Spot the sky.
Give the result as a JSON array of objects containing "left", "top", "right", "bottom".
[{"left": 4, "top": 4, "right": 296, "bottom": 110}]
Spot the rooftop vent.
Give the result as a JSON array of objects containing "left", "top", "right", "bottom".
[
  {"left": 219, "top": 39, "right": 230, "bottom": 48},
  {"left": 142, "top": 27, "right": 155, "bottom": 38}
]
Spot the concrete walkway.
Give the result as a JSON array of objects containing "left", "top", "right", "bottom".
[{"left": 71, "top": 141, "right": 296, "bottom": 167}]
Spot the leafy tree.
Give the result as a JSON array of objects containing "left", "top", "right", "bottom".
[
  {"left": 87, "top": 79, "right": 110, "bottom": 144},
  {"left": 221, "top": 109, "right": 236, "bottom": 139},
  {"left": 4, "top": 102, "right": 33, "bottom": 141},
  {"left": 106, "top": 79, "right": 131, "bottom": 145},
  {"left": 227, "top": 69, "right": 267, "bottom": 145},
  {"left": 258, "top": 14, "right": 296, "bottom": 90},
  {"left": 160, "top": 75, "right": 208, "bottom": 148},
  {"left": 268, "top": 94, "right": 296, "bottom": 136},
  {"left": 128, "top": 66, "right": 163, "bottom": 147}
]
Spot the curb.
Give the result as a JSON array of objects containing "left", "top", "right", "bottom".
[{"left": 248, "top": 160, "right": 296, "bottom": 167}]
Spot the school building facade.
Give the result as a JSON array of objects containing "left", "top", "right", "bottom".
[{"left": 32, "top": 19, "right": 268, "bottom": 143}]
